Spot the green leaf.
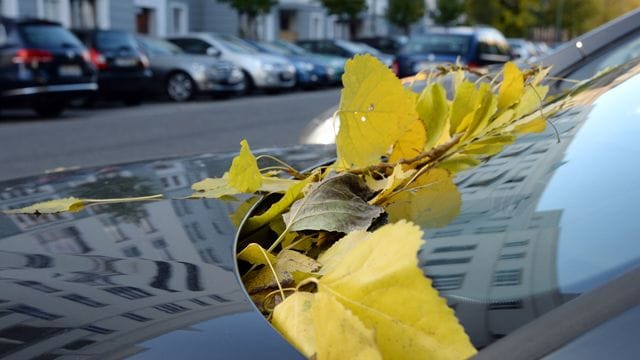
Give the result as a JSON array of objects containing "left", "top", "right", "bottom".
[
  {"left": 417, "top": 83, "right": 450, "bottom": 150},
  {"left": 283, "top": 173, "right": 384, "bottom": 233},
  {"left": 189, "top": 175, "right": 240, "bottom": 199},
  {"left": 437, "top": 154, "right": 481, "bottom": 174},
  {"left": 513, "top": 117, "right": 547, "bottom": 133},
  {"left": 336, "top": 54, "right": 418, "bottom": 168},
  {"left": 498, "top": 62, "right": 525, "bottom": 110},
  {"left": 228, "top": 139, "right": 263, "bottom": 192}
]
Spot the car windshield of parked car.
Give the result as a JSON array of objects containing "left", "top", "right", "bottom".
[
  {"left": 213, "top": 34, "right": 260, "bottom": 54},
  {"left": 353, "top": 41, "right": 384, "bottom": 55},
  {"left": 335, "top": 39, "right": 367, "bottom": 54},
  {"left": 272, "top": 40, "right": 308, "bottom": 56},
  {"left": 402, "top": 34, "right": 471, "bottom": 55},
  {"left": 96, "top": 31, "right": 138, "bottom": 51},
  {"left": 568, "top": 30, "right": 640, "bottom": 82},
  {"left": 139, "top": 37, "right": 183, "bottom": 56},
  {"left": 258, "top": 41, "right": 292, "bottom": 56},
  {"left": 19, "top": 24, "right": 83, "bottom": 48}
]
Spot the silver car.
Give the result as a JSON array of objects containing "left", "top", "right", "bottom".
[
  {"left": 136, "top": 35, "right": 245, "bottom": 102},
  {"left": 167, "top": 33, "right": 296, "bottom": 92}
]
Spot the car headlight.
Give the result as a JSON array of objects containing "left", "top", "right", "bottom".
[
  {"left": 230, "top": 68, "right": 243, "bottom": 81},
  {"left": 297, "top": 62, "right": 314, "bottom": 72},
  {"left": 192, "top": 63, "right": 207, "bottom": 74},
  {"left": 262, "top": 63, "right": 276, "bottom": 72}
]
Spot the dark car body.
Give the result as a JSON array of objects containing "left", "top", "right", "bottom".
[
  {"left": 270, "top": 40, "right": 345, "bottom": 85},
  {"left": 0, "top": 18, "right": 97, "bottom": 117},
  {"left": 296, "top": 39, "right": 394, "bottom": 67},
  {"left": 394, "top": 26, "right": 511, "bottom": 77},
  {"left": 244, "top": 40, "right": 329, "bottom": 88},
  {"left": 355, "top": 35, "right": 408, "bottom": 55},
  {"left": 72, "top": 29, "right": 152, "bottom": 105},
  {"left": 136, "top": 36, "right": 244, "bottom": 102},
  {"left": 1, "top": 58, "right": 640, "bottom": 358}
]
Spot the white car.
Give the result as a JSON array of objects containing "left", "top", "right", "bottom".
[{"left": 167, "top": 33, "right": 296, "bottom": 92}]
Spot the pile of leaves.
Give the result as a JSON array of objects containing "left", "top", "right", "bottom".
[{"left": 5, "top": 54, "right": 553, "bottom": 359}]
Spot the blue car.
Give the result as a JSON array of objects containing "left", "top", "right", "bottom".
[
  {"left": 244, "top": 40, "right": 330, "bottom": 89},
  {"left": 394, "top": 26, "right": 512, "bottom": 77}
]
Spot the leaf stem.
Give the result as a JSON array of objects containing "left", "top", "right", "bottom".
[{"left": 256, "top": 155, "right": 305, "bottom": 180}]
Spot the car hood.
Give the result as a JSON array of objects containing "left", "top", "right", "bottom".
[{"left": 0, "top": 145, "right": 335, "bottom": 359}]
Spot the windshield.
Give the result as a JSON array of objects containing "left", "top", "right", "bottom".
[
  {"left": 212, "top": 34, "right": 260, "bottom": 54},
  {"left": 96, "top": 31, "right": 138, "bottom": 51},
  {"left": 138, "top": 37, "right": 184, "bottom": 55},
  {"left": 335, "top": 40, "right": 368, "bottom": 54},
  {"left": 257, "top": 42, "right": 292, "bottom": 56},
  {"left": 272, "top": 40, "right": 308, "bottom": 56},
  {"left": 403, "top": 34, "right": 471, "bottom": 55},
  {"left": 19, "top": 24, "right": 83, "bottom": 49}
]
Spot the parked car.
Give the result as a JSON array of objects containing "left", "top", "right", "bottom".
[
  {"left": 508, "top": 38, "right": 539, "bottom": 60},
  {"left": 0, "top": 18, "right": 97, "bottom": 117},
  {"left": 167, "top": 33, "right": 296, "bottom": 93},
  {"left": 394, "top": 26, "right": 512, "bottom": 77},
  {"left": 72, "top": 29, "right": 152, "bottom": 105},
  {"left": 136, "top": 35, "right": 245, "bottom": 102},
  {"left": 1, "top": 56, "right": 640, "bottom": 358},
  {"left": 269, "top": 40, "right": 345, "bottom": 85},
  {"left": 244, "top": 40, "right": 330, "bottom": 88},
  {"left": 355, "top": 35, "right": 408, "bottom": 55},
  {"left": 296, "top": 39, "right": 394, "bottom": 67}
]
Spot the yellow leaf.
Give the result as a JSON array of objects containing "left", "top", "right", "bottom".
[
  {"left": 514, "top": 117, "right": 547, "bottom": 133},
  {"left": 189, "top": 175, "right": 240, "bottom": 199},
  {"left": 417, "top": 83, "right": 450, "bottom": 150},
  {"left": 229, "top": 196, "right": 259, "bottom": 227},
  {"left": 272, "top": 292, "right": 317, "bottom": 358},
  {"left": 317, "top": 230, "right": 370, "bottom": 275},
  {"left": 437, "top": 155, "right": 481, "bottom": 174},
  {"left": 515, "top": 85, "right": 549, "bottom": 119},
  {"left": 260, "top": 177, "right": 299, "bottom": 193},
  {"left": 336, "top": 54, "right": 418, "bottom": 168},
  {"left": 389, "top": 119, "right": 427, "bottom": 164},
  {"left": 461, "top": 82, "right": 498, "bottom": 142},
  {"left": 313, "top": 292, "right": 382, "bottom": 360},
  {"left": 3, "top": 195, "right": 163, "bottom": 215},
  {"left": 384, "top": 169, "right": 461, "bottom": 228},
  {"left": 228, "top": 139, "right": 263, "bottom": 192},
  {"left": 318, "top": 221, "right": 476, "bottom": 359},
  {"left": 243, "top": 177, "right": 312, "bottom": 233},
  {"left": 498, "top": 62, "right": 524, "bottom": 110},
  {"left": 368, "top": 164, "right": 416, "bottom": 205},
  {"left": 463, "top": 134, "right": 517, "bottom": 156},
  {"left": 449, "top": 81, "right": 481, "bottom": 135},
  {"left": 485, "top": 109, "right": 516, "bottom": 133},
  {"left": 237, "top": 243, "right": 277, "bottom": 266},
  {"left": 244, "top": 250, "right": 321, "bottom": 295}
]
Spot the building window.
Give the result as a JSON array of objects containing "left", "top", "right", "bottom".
[
  {"left": 190, "top": 298, "right": 209, "bottom": 306},
  {"left": 81, "top": 325, "right": 115, "bottom": 334},
  {"left": 61, "top": 293, "right": 107, "bottom": 308},
  {"left": 431, "top": 228, "right": 464, "bottom": 238},
  {"left": 432, "top": 245, "right": 477, "bottom": 253},
  {"left": 429, "top": 273, "right": 465, "bottom": 291},
  {"left": 170, "top": 3, "right": 188, "bottom": 35},
  {"left": 103, "top": 286, "right": 153, "bottom": 300},
  {"left": 424, "top": 257, "right": 472, "bottom": 266},
  {"left": 493, "top": 269, "right": 522, "bottom": 287},
  {"left": 36, "top": 227, "right": 92, "bottom": 254},
  {"left": 14, "top": 280, "right": 60, "bottom": 293},
  {"left": 488, "top": 300, "right": 523, "bottom": 310},
  {"left": 101, "top": 217, "right": 129, "bottom": 242},
  {"left": 191, "top": 222, "right": 205, "bottom": 240},
  {"left": 41, "top": 0, "right": 62, "bottom": 22},
  {"left": 154, "top": 303, "right": 188, "bottom": 314},
  {"left": 474, "top": 225, "right": 508, "bottom": 234},
  {"left": 499, "top": 252, "right": 526, "bottom": 260},
  {"left": 122, "top": 246, "right": 141, "bottom": 258},
  {"left": 70, "top": 0, "right": 97, "bottom": 29},
  {"left": 503, "top": 239, "right": 529, "bottom": 248},
  {"left": 8, "top": 304, "right": 62, "bottom": 320},
  {"left": 122, "top": 312, "right": 152, "bottom": 322}
]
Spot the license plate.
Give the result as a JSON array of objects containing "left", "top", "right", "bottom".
[
  {"left": 114, "top": 58, "right": 137, "bottom": 67},
  {"left": 59, "top": 65, "right": 82, "bottom": 77}
]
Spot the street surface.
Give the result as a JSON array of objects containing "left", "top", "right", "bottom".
[{"left": 0, "top": 89, "right": 340, "bottom": 181}]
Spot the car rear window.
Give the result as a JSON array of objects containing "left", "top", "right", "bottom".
[
  {"left": 19, "top": 24, "right": 83, "bottom": 49},
  {"left": 403, "top": 34, "right": 471, "bottom": 56},
  {"left": 96, "top": 31, "right": 137, "bottom": 51}
]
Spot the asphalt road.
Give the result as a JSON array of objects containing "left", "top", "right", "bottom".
[{"left": 0, "top": 88, "right": 340, "bottom": 181}]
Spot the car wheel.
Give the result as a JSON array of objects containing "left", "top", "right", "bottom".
[
  {"left": 242, "top": 71, "right": 254, "bottom": 95},
  {"left": 166, "top": 72, "right": 195, "bottom": 102},
  {"left": 33, "top": 103, "right": 66, "bottom": 118}
]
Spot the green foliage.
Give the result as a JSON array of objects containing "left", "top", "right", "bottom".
[
  {"left": 432, "top": 0, "right": 465, "bottom": 25},
  {"left": 217, "top": 0, "right": 277, "bottom": 39},
  {"left": 385, "top": 0, "right": 426, "bottom": 35},
  {"left": 319, "top": 0, "right": 367, "bottom": 38},
  {"left": 465, "top": 0, "right": 540, "bottom": 37}
]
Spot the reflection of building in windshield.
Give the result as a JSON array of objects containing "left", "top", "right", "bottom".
[{"left": 419, "top": 104, "right": 590, "bottom": 347}]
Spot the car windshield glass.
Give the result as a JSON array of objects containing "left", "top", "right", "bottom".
[
  {"left": 19, "top": 24, "right": 83, "bottom": 48},
  {"left": 258, "top": 42, "right": 291, "bottom": 56},
  {"left": 96, "top": 31, "right": 137, "bottom": 51},
  {"left": 403, "top": 34, "right": 471, "bottom": 55},
  {"left": 213, "top": 35, "right": 259, "bottom": 54},
  {"left": 139, "top": 37, "right": 183, "bottom": 55},
  {"left": 335, "top": 40, "right": 366, "bottom": 54},
  {"left": 353, "top": 42, "right": 382, "bottom": 55},
  {"left": 273, "top": 40, "right": 308, "bottom": 55},
  {"left": 568, "top": 30, "right": 640, "bottom": 82}
]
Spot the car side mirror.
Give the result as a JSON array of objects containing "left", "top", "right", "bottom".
[{"left": 206, "top": 47, "right": 221, "bottom": 57}]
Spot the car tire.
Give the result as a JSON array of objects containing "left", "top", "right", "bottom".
[
  {"left": 242, "top": 70, "right": 254, "bottom": 95},
  {"left": 33, "top": 103, "right": 66, "bottom": 118},
  {"left": 166, "top": 72, "right": 195, "bottom": 102}
]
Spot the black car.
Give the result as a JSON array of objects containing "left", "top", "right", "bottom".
[
  {"left": 355, "top": 36, "right": 408, "bottom": 55},
  {"left": 296, "top": 39, "right": 394, "bottom": 67},
  {"left": 72, "top": 29, "right": 152, "bottom": 105},
  {"left": 0, "top": 18, "right": 97, "bottom": 117},
  {"left": 394, "top": 26, "right": 512, "bottom": 77}
]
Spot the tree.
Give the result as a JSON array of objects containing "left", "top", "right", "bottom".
[
  {"left": 540, "top": 0, "right": 599, "bottom": 39},
  {"left": 386, "top": 0, "right": 426, "bottom": 35},
  {"left": 319, "top": 0, "right": 367, "bottom": 39},
  {"left": 465, "top": 0, "right": 540, "bottom": 37},
  {"left": 432, "top": 0, "right": 465, "bottom": 26},
  {"left": 218, "top": 0, "right": 277, "bottom": 39}
]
